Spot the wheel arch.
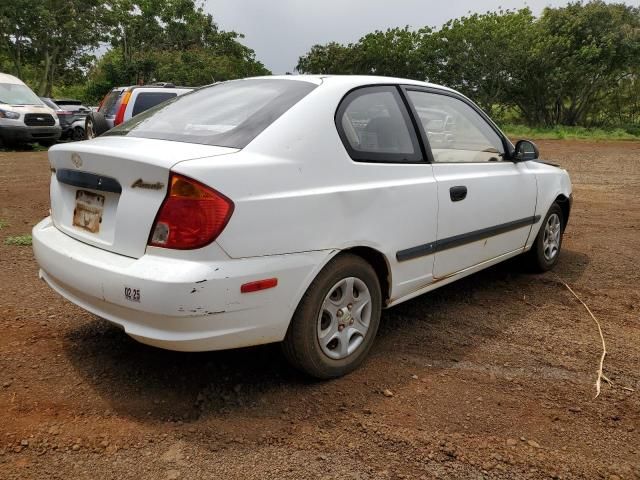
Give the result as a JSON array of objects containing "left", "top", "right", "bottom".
[
  {"left": 554, "top": 193, "right": 571, "bottom": 230},
  {"left": 339, "top": 246, "right": 392, "bottom": 306},
  {"left": 289, "top": 246, "right": 392, "bottom": 321}
]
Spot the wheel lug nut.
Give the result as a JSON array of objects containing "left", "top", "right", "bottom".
[
  {"left": 350, "top": 319, "right": 354, "bottom": 325},
  {"left": 337, "top": 310, "right": 343, "bottom": 317},
  {"left": 338, "top": 325, "right": 344, "bottom": 332},
  {"left": 347, "top": 304, "right": 352, "bottom": 310}
]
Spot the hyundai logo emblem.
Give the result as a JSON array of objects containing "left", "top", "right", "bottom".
[{"left": 71, "top": 153, "right": 82, "bottom": 168}]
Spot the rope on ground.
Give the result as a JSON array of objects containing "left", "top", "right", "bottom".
[{"left": 552, "top": 273, "right": 611, "bottom": 398}]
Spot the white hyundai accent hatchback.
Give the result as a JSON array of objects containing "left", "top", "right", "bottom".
[{"left": 33, "top": 76, "right": 572, "bottom": 378}]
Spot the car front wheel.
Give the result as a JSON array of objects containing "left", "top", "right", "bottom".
[
  {"left": 526, "top": 203, "right": 564, "bottom": 272},
  {"left": 282, "top": 253, "right": 382, "bottom": 379}
]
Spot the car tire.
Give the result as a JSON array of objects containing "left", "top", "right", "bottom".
[
  {"left": 71, "top": 126, "right": 85, "bottom": 142},
  {"left": 85, "top": 112, "right": 108, "bottom": 139},
  {"left": 282, "top": 253, "right": 382, "bottom": 379},
  {"left": 525, "top": 203, "right": 564, "bottom": 272}
]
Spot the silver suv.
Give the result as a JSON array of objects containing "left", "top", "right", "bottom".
[{"left": 86, "top": 83, "right": 193, "bottom": 139}]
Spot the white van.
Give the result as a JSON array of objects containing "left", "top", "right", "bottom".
[{"left": 0, "top": 73, "right": 61, "bottom": 147}]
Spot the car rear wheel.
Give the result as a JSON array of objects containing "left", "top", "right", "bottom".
[
  {"left": 525, "top": 203, "right": 564, "bottom": 272},
  {"left": 85, "top": 112, "right": 108, "bottom": 139},
  {"left": 282, "top": 254, "right": 381, "bottom": 379}
]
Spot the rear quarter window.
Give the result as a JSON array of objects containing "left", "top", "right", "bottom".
[{"left": 131, "top": 91, "right": 178, "bottom": 116}]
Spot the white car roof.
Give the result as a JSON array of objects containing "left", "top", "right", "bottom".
[
  {"left": 0, "top": 72, "right": 26, "bottom": 85},
  {"left": 251, "top": 74, "right": 457, "bottom": 94}
]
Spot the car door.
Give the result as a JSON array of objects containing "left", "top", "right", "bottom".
[
  {"left": 335, "top": 85, "right": 439, "bottom": 299},
  {"left": 403, "top": 88, "right": 538, "bottom": 278}
]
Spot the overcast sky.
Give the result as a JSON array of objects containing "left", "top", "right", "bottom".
[{"left": 204, "top": 0, "right": 640, "bottom": 74}]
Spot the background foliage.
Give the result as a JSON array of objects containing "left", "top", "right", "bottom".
[
  {"left": 0, "top": 0, "right": 269, "bottom": 103},
  {"left": 298, "top": 1, "right": 640, "bottom": 130},
  {"left": 0, "top": 0, "right": 638, "bottom": 133}
]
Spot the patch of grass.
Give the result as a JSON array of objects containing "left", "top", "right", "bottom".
[
  {"left": 501, "top": 124, "right": 640, "bottom": 141},
  {"left": 0, "top": 142, "right": 48, "bottom": 152},
  {"left": 4, "top": 234, "right": 32, "bottom": 246},
  {"left": 0, "top": 219, "right": 8, "bottom": 230}
]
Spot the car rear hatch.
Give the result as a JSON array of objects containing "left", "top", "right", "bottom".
[
  {"left": 57, "top": 102, "right": 89, "bottom": 126},
  {"left": 55, "top": 110, "right": 73, "bottom": 128},
  {"left": 99, "top": 88, "right": 125, "bottom": 128},
  {"left": 48, "top": 137, "right": 238, "bottom": 258}
]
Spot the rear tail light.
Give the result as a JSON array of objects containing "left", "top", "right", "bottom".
[
  {"left": 114, "top": 91, "right": 131, "bottom": 125},
  {"left": 149, "top": 173, "right": 234, "bottom": 250}
]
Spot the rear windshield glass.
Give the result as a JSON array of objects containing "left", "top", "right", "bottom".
[
  {"left": 100, "top": 90, "right": 123, "bottom": 116},
  {"left": 131, "top": 91, "right": 177, "bottom": 116},
  {"left": 103, "top": 79, "right": 317, "bottom": 149}
]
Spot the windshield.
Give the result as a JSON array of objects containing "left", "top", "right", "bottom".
[
  {"left": 103, "top": 79, "right": 317, "bottom": 149},
  {"left": 40, "top": 97, "right": 59, "bottom": 110},
  {"left": 0, "top": 83, "right": 43, "bottom": 105}
]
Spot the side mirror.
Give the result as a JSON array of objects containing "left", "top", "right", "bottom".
[{"left": 514, "top": 139, "right": 539, "bottom": 161}]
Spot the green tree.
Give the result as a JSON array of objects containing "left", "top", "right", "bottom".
[
  {"left": 525, "top": 1, "right": 640, "bottom": 125},
  {"left": 0, "top": 0, "right": 110, "bottom": 96},
  {"left": 103, "top": 0, "right": 268, "bottom": 86},
  {"left": 427, "top": 9, "right": 536, "bottom": 118},
  {"left": 296, "top": 1, "right": 640, "bottom": 129},
  {"left": 297, "top": 28, "right": 430, "bottom": 79},
  {"left": 296, "top": 42, "right": 358, "bottom": 74},
  {"left": 354, "top": 27, "right": 431, "bottom": 79}
]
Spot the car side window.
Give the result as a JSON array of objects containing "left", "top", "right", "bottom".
[
  {"left": 132, "top": 91, "right": 178, "bottom": 116},
  {"left": 406, "top": 90, "right": 505, "bottom": 163},
  {"left": 336, "top": 86, "right": 422, "bottom": 163}
]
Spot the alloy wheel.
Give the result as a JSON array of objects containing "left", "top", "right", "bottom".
[
  {"left": 317, "top": 277, "right": 372, "bottom": 360},
  {"left": 543, "top": 213, "right": 561, "bottom": 261}
]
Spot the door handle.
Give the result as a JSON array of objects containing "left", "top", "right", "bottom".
[{"left": 449, "top": 186, "right": 467, "bottom": 202}]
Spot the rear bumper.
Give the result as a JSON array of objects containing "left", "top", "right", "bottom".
[
  {"left": 32, "top": 217, "right": 330, "bottom": 351},
  {"left": 0, "top": 125, "right": 61, "bottom": 143}
]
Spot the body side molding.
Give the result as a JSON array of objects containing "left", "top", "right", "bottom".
[{"left": 396, "top": 215, "right": 541, "bottom": 262}]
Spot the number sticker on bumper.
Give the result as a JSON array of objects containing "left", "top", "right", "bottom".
[{"left": 124, "top": 287, "right": 140, "bottom": 302}]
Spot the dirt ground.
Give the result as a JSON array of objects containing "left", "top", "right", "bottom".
[{"left": 0, "top": 140, "right": 638, "bottom": 480}]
